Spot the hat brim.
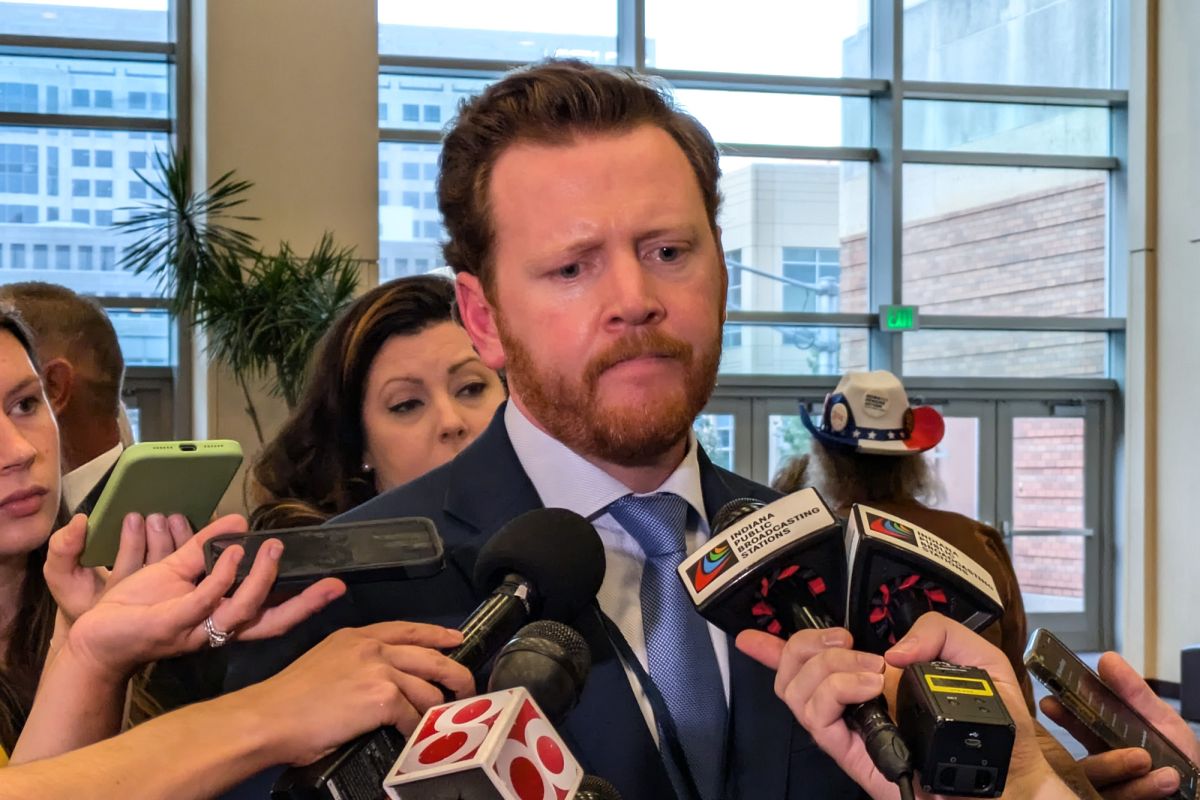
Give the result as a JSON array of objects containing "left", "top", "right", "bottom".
[{"left": 800, "top": 404, "right": 944, "bottom": 456}]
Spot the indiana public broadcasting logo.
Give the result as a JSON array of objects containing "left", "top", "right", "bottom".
[{"left": 690, "top": 542, "right": 739, "bottom": 593}]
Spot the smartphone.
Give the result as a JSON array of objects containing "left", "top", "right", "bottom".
[
  {"left": 81, "top": 440, "right": 243, "bottom": 568},
  {"left": 203, "top": 516, "right": 445, "bottom": 592},
  {"left": 1025, "top": 627, "right": 1200, "bottom": 800}
]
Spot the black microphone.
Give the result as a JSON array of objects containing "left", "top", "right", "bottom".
[
  {"left": 680, "top": 489, "right": 914, "bottom": 788},
  {"left": 451, "top": 507, "right": 606, "bottom": 674},
  {"left": 272, "top": 508, "right": 606, "bottom": 800},
  {"left": 577, "top": 774, "right": 623, "bottom": 800},
  {"left": 487, "top": 619, "right": 592, "bottom": 722}
]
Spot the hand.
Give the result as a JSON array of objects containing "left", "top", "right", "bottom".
[
  {"left": 236, "top": 621, "right": 476, "bottom": 766},
  {"left": 738, "top": 614, "right": 1074, "bottom": 800},
  {"left": 1041, "top": 652, "right": 1200, "bottom": 799},
  {"left": 45, "top": 513, "right": 196, "bottom": 625},
  {"left": 738, "top": 626, "right": 898, "bottom": 800},
  {"left": 885, "top": 614, "right": 1064, "bottom": 799},
  {"left": 64, "top": 514, "right": 346, "bottom": 683}
]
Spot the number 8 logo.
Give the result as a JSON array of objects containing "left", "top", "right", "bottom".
[
  {"left": 403, "top": 696, "right": 505, "bottom": 769},
  {"left": 492, "top": 704, "right": 580, "bottom": 800}
]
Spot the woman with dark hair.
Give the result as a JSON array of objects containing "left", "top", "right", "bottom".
[
  {"left": 0, "top": 309, "right": 59, "bottom": 762},
  {"left": 251, "top": 275, "right": 506, "bottom": 530}
]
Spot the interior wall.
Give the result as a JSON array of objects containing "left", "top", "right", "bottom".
[
  {"left": 1149, "top": 0, "right": 1200, "bottom": 682},
  {"left": 190, "top": 0, "right": 378, "bottom": 513}
]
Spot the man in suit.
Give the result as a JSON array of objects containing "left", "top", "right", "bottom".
[{"left": 226, "top": 59, "right": 866, "bottom": 799}]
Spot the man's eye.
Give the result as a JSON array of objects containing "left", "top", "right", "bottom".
[
  {"left": 556, "top": 263, "right": 581, "bottom": 279},
  {"left": 657, "top": 246, "right": 682, "bottom": 262}
]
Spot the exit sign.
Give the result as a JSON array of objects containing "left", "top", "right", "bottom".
[{"left": 879, "top": 305, "right": 920, "bottom": 332}]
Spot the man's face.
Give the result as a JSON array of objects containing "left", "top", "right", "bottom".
[{"left": 458, "top": 124, "right": 727, "bottom": 466}]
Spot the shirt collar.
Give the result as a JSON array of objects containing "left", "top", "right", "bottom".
[
  {"left": 62, "top": 441, "right": 124, "bottom": 512},
  {"left": 504, "top": 401, "right": 707, "bottom": 525}
]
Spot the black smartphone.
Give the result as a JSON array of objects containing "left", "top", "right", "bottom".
[
  {"left": 203, "top": 516, "right": 444, "bottom": 592},
  {"left": 1025, "top": 627, "right": 1200, "bottom": 800}
]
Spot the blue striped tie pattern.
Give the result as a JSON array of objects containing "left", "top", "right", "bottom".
[{"left": 607, "top": 493, "right": 728, "bottom": 800}]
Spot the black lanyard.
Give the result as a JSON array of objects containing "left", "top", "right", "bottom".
[{"left": 595, "top": 606, "right": 712, "bottom": 800}]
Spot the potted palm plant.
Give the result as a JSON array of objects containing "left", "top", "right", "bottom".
[{"left": 116, "top": 148, "right": 361, "bottom": 444}]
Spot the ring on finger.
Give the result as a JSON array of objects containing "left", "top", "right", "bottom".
[{"left": 205, "top": 616, "right": 234, "bottom": 648}]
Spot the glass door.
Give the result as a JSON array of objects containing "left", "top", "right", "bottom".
[{"left": 998, "top": 400, "right": 1104, "bottom": 651}]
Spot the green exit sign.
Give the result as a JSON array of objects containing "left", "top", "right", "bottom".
[{"left": 879, "top": 305, "right": 920, "bottom": 332}]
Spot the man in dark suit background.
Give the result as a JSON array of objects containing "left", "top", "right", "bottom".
[{"left": 226, "top": 59, "right": 865, "bottom": 800}]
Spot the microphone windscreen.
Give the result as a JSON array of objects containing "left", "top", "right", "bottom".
[
  {"left": 473, "top": 507, "right": 605, "bottom": 622},
  {"left": 578, "top": 774, "right": 624, "bottom": 800},
  {"left": 710, "top": 497, "right": 766, "bottom": 534},
  {"left": 489, "top": 620, "right": 591, "bottom": 723}
]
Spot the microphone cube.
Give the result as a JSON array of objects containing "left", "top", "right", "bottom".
[
  {"left": 677, "top": 488, "right": 846, "bottom": 636},
  {"left": 384, "top": 687, "right": 583, "bottom": 800},
  {"left": 845, "top": 505, "right": 1004, "bottom": 655}
]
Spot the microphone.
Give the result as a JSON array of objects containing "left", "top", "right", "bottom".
[
  {"left": 576, "top": 775, "right": 623, "bottom": 800},
  {"left": 273, "top": 508, "right": 606, "bottom": 800},
  {"left": 678, "top": 489, "right": 845, "bottom": 637},
  {"left": 451, "top": 507, "right": 606, "bottom": 673},
  {"left": 487, "top": 619, "right": 592, "bottom": 723},
  {"left": 384, "top": 686, "right": 585, "bottom": 799},
  {"left": 680, "top": 489, "right": 913, "bottom": 789},
  {"left": 843, "top": 504, "right": 1003, "bottom": 654}
]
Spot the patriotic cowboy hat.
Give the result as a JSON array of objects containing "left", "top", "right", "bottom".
[{"left": 800, "top": 370, "right": 944, "bottom": 456}]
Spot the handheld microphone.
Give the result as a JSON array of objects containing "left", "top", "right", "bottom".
[
  {"left": 272, "top": 508, "right": 606, "bottom": 800},
  {"left": 383, "top": 686, "right": 586, "bottom": 799},
  {"left": 576, "top": 775, "right": 623, "bottom": 800},
  {"left": 487, "top": 620, "right": 592, "bottom": 723},
  {"left": 843, "top": 504, "right": 1003, "bottom": 654},
  {"left": 684, "top": 490, "right": 914, "bottom": 790}
]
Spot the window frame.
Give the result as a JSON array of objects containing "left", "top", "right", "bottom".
[{"left": 0, "top": 0, "right": 191, "bottom": 438}]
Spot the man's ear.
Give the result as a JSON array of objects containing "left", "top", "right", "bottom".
[
  {"left": 455, "top": 272, "right": 507, "bottom": 371},
  {"left": 40, "top": 358, "right": 74, "bottom": 415},
  {"left": 715, "top": 224, "right": 729, "bottom": 324}
]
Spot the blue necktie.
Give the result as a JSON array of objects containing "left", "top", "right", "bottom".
[{"left": 607, "top": 493, "right": 728, "bottom": 800}]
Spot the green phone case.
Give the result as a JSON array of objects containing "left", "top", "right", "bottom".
[{"left": 81, "top": 439, "right": 244, "bottom": 568}]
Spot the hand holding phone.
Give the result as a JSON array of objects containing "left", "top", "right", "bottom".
[
  {"left": 1026, "top": 628, "right": 1200, "bottom": 800},
  {"left": 82, "top": 440, "right": 243, "bottom": 568}
]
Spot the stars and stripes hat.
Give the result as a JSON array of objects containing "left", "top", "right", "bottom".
[{"left": 799, "top": 370, "right": 944, "bottom": 456}]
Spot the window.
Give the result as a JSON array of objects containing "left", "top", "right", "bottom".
[
  {"left": 0, "top": 83, "right": 38, "bottom": 113},
  {"left": 402, "top": 104, "right": 419, "bottom": 122},
  {"left": 0, "top": 144, "right": 38, "bottom": 193},
  {"left": 96, "top": 180, "right": 114, "bottom": 198},
  {"left": 378, "top": 102, "right": 388, "bottom": 121},
  {"left": 72, "top": 209, "right": 90, "bottom": 224},
  {"left": 422, "top": 192, "right": 437, "bottom": 209},
  {"left": 422, "top": 163, "right": 437, "bottom": 180},
  {"left": 782, "top": 247, "right": 841, "bottom": 313},
  {"left": 100, "top": 246, "right": 116, "bottom": 271},
  {"left": 46, "top": 145, "right": 58, "bottom": 196},
  {"left": 129, "top": 151, "right": 147, "bottom": 170},
  {"left": 55, "top": 245, "right": 71, "bottom": 270},
  {"left": 46, "top": 207, "right": 58, "bottom": 221},
  {"left": 71, "top": 88, "right": 90, "bottom": 107},
  {"left": 32, "top": 244, "right": 48, "bottom": 269},
  {"left": 94, "top": 90, "right": 113, "bottom": 109},
  {"left": 129, "top": 181, "right": 146, "bottom": 199},
  {"left": 72, "top": 149, "right": 90, "bottom": 167},
  {"left": 72, "top": 179, "right": 90, "bottom": 197},
  {"left": 0, "top": 205, "right": 38, "bottom": 223},
  {"left": 723, "top": 249, "right": 743, "bottom": 349},
  {"left": 78, "top": 246, "right": 94, "bottom": 270},
  {"left": 95, "top": 209, "right": 113, "bottom": 226},
  {"left": 379, "top": 161, "right": 388, "bottom": 179},
  {"left": 401, "top": 162, "right": 419, "bottom": 180},
  {"left": 401, "top": 191, "right": 419, "bottom": 208},
  {"left": 150, "top": 92, "right": 167, "bottom": 112},
  {"left": 129, "top": 91, "right": 147, "bottom": 110},
  {"left": 11, "top": 244, "right": 26, "bottom": 269},
  {"left": 95, "top": 150, "right": 113, "bottom": 168},
  {"left": 378, "top": 189, "right": 389, "bottom": 206},
  {"left": 422, "top": 221, "right": 441, "bottom": 239},
  {"left": 423, "top": 105, "right": 440, "bottom": 123}
]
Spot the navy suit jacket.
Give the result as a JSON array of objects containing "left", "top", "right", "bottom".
[{"left": 224, "top": 407, "right": 867, "bottom": 800}]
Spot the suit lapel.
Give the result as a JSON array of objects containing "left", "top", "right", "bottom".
[{"left": 697, "top": 449, "right": 795, "bottom": 797}]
